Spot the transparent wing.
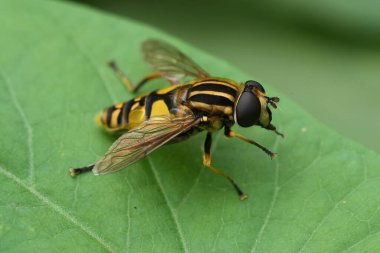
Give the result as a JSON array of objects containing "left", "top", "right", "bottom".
[
  {"left": 142, "top": 39, "right": 209, "bottom": 83},
  {"left": 92, "top": 113, "right": 202, "bottom": 175}
]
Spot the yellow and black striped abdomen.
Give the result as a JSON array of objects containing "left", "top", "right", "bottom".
[
  {"left": 97, "top": 85, "right": 180, "bottom": 131},
  {"left": 187, "top": 79, "right": 239, "bottom": 117}
]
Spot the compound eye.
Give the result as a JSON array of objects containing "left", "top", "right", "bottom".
[
  {"left": 245, "top": 80, "right": 265, "bottom": 93},
  {"left": 236, "top": 91, "right": 261, "bottom": 127}
]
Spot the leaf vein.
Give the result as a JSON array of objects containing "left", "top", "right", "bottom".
[
  {"left": 47, "top": 10, "right": 118, "bottom": 104},
  {"left": 0, "top": 70, "right": 35, "bottom": 184},
  {"left": 297, "top": 179, "right": 367, "bottom": 252},
  {"left": 147, "top": 158, "right": 189, "bottom": 253},
  {"left": 0, "top": 165, "right": 116, "bottom": 253},
  {"left": 341, "top": 230, "right": 380, "bottom": 253},
  {"left": 124, "top": 176, "right": 134, "bottom": 252},
  {"left": 250, "top": 135, "right": 281, "bottom": 253},
  {"left": 177, "top": 132, "right": 223, "bottom": 208},
  {"left": 279, "top": 145, "right": 321, "bottom": 189}
]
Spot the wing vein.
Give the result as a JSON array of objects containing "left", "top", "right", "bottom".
[
  {"left": 93, "top": 116, "right": 201, "bottom": 175},
  {"left": 142, "top": 39, "right": 209, "bottom": 83}
]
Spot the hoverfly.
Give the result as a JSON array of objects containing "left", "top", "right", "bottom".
[{"left": 70, "top": 40, "right": 283, "bottom": 200}]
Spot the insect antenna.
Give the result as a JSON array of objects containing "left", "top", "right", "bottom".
[{"left": 266, "top": 96, "right": 280, "bottom": 109}]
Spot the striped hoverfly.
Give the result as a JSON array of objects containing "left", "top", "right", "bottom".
[{"left": 70, "top": 40, "right": 283, "bottom": 200}]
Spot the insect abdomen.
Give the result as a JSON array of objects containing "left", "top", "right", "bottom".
[
  {"left": 97, "top": 85, "right": 180, "bottom": 131},
  {"left": 97, "top": 101, "right": 132, "bottom": 131}
]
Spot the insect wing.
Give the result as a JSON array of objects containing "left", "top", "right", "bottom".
[
  {"left": 92, "top": 114, "right": 201, "bottom": 175},
  {"left": 142, "top": 39, "right": 209, "bottom": 83}
]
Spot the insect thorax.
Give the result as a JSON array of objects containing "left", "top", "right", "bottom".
[{"left": 186, "top": 78, "right": 239, "bottom": 119}]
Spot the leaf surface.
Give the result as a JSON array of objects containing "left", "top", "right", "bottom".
[{"left": 1, "top": 1, "right": 380, "bottom": 252}]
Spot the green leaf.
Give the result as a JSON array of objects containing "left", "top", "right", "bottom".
[
  {"left": 1, "top": 1, "right": 380, "bottom": 252},
  {"left": 76, "top": 0, "right": 380, "bottom": 154}
]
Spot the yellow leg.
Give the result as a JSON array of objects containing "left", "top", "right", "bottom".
[
  {"left": 108, "top": 60, "right": 164, "bottom": 93},
  {"left": 225, "top": 128, "right": 277, "bottom": 160},
  {"left": 203, "top": 132, "right": 247, "bottom": 200}
]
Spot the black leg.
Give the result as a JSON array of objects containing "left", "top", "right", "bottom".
[
  {"left": 266, "top": 123, "right": 284, "bottom": 138},
  {"left": 70, "top": 164, "right": 94, "bottom": 177}
]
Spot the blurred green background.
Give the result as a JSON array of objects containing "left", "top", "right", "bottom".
[{"left": 71, "top": 0, "right": 380, "bottom": 154}]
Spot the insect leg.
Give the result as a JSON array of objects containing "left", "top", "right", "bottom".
[
  {"left": 265, "top": 123, "right": 284, "bottom": 138},
  {"left": 203, "top": 132, "right": 247, "bottom": 200},
  {"left": 224, "top": 127, "right": 277, "bottom": 160},
  {"left": 108, "top": 60, "right": 167, "bottom": 93},
  {"left": 70, "top": 164, "right": 94, "bottom": 177}
]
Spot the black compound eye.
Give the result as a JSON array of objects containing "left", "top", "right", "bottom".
[
  {"left": 245, "top": 80, "right": 265, "bottom": 93},
  {"left": 236, "top": 91, "right": 261, "bottom": 127}
]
